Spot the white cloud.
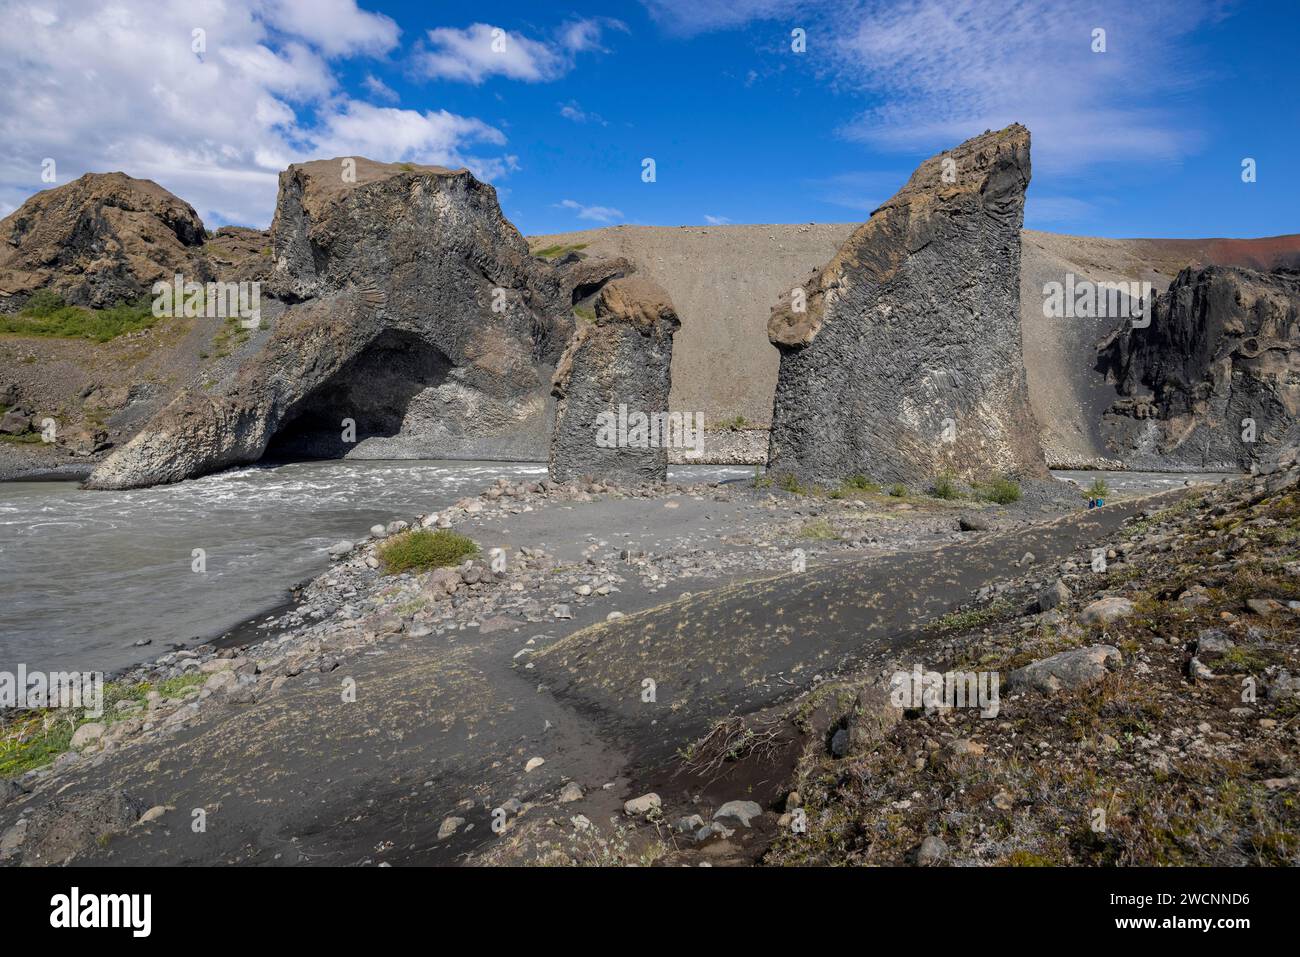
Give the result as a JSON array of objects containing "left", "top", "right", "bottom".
[
  {"left": 416, "top": 19, "right": 623, "bottom": 84},
  {"left": 559, "top": 100, "right": 607, "bottom": 125},
  {"left": 260, "top": 0, "right": 400, "bottom": 56},
  {"left": 645, "top": 0, "right": 1215, "bottom": 173},
  {"left": 362, "top": 74, "right": 400, "bottom": 102},
  {"left": 704, "top": 214, "right": 731, "bottom": 225},
  {"left": 0, "top": 1, "right": 514, "bottom": 228},
  {"left": 828, "top": 0, "right": 1212, "bottom": 172},
  {"left": 556, "top": 199, "right": 623, "bottom": 223}
]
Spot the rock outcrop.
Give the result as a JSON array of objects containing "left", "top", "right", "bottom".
[
  {"left": 0, "top": 172, "right": 207, "bottom": 309},
  {"left": 550, "top": 276, "right": 681, "bottom": 483},
  {"left": 87, "top": 158, "right": 625, "bottom": 489},
  {"left": 765, "top": 125, "right": 1048, "bottom": 487},
  {"left": 1097, "top": 265, "right": 1300, "bottom": 469}
]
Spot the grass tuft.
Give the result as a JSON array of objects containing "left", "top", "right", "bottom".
[
  {"left": 1, "top": 290, "right": 160, "bottom": 342},
  {"left": 377, "top": 529, "right": 479, "bottom": 574}
]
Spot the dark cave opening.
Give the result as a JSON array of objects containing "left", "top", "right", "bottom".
[{"left": 262, "top": 329, "right": 452, "bottom": 461}]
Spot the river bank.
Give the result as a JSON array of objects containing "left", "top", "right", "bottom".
[{"left": 0, "top": 465, "right": 1261, "bottom": 866}]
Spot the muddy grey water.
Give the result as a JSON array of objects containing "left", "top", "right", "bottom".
[
  {"left": 0, "top": 460, "right": 755, "bottom": 674},
  {"left": 0, "top": 462, "right": 1228, "bottom": 675}
]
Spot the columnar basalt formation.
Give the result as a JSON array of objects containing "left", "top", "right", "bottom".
[
  {"left": 87, "top": 158, "right": 625, "bottom": 489},
  {"left": 550, "top": 276, "right": 681, "bottom": 484},
  {"left": 1097, "top": 265, "right": 1300, "bottom": 469},
  {"left": 765, "top": 125, "right": 1049, "bottom": 487}
]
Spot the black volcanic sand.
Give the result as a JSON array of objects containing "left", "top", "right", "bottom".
[{"left": 10, "top": 488, "right": 1180, "bottom": 866}]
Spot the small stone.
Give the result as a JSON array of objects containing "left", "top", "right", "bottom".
[
  {"left": 624, "top": 792, "right": 661, "bottom": 816},
  {"left": 674, "top": 814, "right": 704, "bottom": 834},
  {"left": 917, "top": 835, "right": 949, "bottom": 866},
  {"left": 524, "top": 756, "right": 545, "bottom": 772},
  {"left": 558, "top": 781, "right": 584, "bottom": 803},
  {"left": 437, "top": 816, "right": 464, "bottom": 839},
  {"left": 1080, "top": 597, "right": 1135, "bottom": 625},
  {"left": 830, "top": 727, "right": 850, "bottom": 758},
  {"left": 1037, "top": 579, "right": 1071, "bottom": 612},
  {"left": 713, "top": 800, "right": 762, "bottom": 828},
  {"left": 70, "top": 723, "right": 105, "bottom": 750},
  {"left": 1007, "top": 645, "right": 1122, "bottom": 694},
  {"left": 138, "top": 805, "right": 172, "bottom": 825}
]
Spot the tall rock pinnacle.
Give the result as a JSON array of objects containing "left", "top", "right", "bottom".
[{"left": 766, "top": 124, "right": 1049, "bottom": 487}]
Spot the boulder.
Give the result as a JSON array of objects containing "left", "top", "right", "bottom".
[
  {"left": 766, "top": 125, "right": 1049, "bottom": 486},
  {"left": 1006, "top": 644, "right": 1122, "bottom": 695},
  {"left": 550, "top": 276, "right": 681, "bottom": 484}
]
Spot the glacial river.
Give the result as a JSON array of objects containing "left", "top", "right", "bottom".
[{"left": 0, "top": 462, "right": 1230, "bottom": 674}]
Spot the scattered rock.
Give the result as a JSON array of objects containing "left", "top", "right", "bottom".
[
  {"left": 1037, "top": 579, "right": 1071, "bottom": 612},
  {"left": 713, "top": 800, "right": 763, "bottom": 828},
  {"left": 1080, "top": 597, "right": 1135, "bottom": 625},
  {"left": 1007, "top": 644, "right": 1123, "bottom": 695},
  {"left": 624, "top": 793, "right": 661, "bottom": 817},
  {"left": 558, "top": 781, "right": 584, "bottom": 803}
]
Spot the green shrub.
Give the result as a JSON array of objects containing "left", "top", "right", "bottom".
[
  {"left": 533, "top": 242, "right": 589, "bottom": 260},
  {"left": 776, "top": 473, "right": 806, "bottom": 495},
  {"left": 377, "top": 529, "right": 479, "bottom": 574},
  {"left": 1, "top": 292, "right": 159, "bottom": 342},
  {"left": 1086, "top": 477, "right": 1109, "bottom": 500},
  {"left": 888, "top": 483, "right": 907, "bottom": 498},
  {"left": 975, "top": 476, "right": 1022, "bottom": 504},
  {"left": 842, "top": 474, "right": 881, "bottom": 493},
  {"left": 929, "top": 473, "right": 961, "bottom": 500}
]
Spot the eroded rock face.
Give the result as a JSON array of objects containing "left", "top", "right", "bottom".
[
  {"left": 550, "top": 277, "right": 680, "bottom": 483},
  {"left": 87, "top": 158, "right": 624, "bottom": 489},
  {"left": 1097, "top": 265, "right": 1300, "bottom": 469},
  {"left": 766, "top": 125, "right": 1048, "bottom": 486},
  {"left": 0, "top": 172, "right": 207, "bottom": 309}
]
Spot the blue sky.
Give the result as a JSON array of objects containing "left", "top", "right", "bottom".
[{"left": 1, "top": 0, "right": 1296, "bottom": 239}]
